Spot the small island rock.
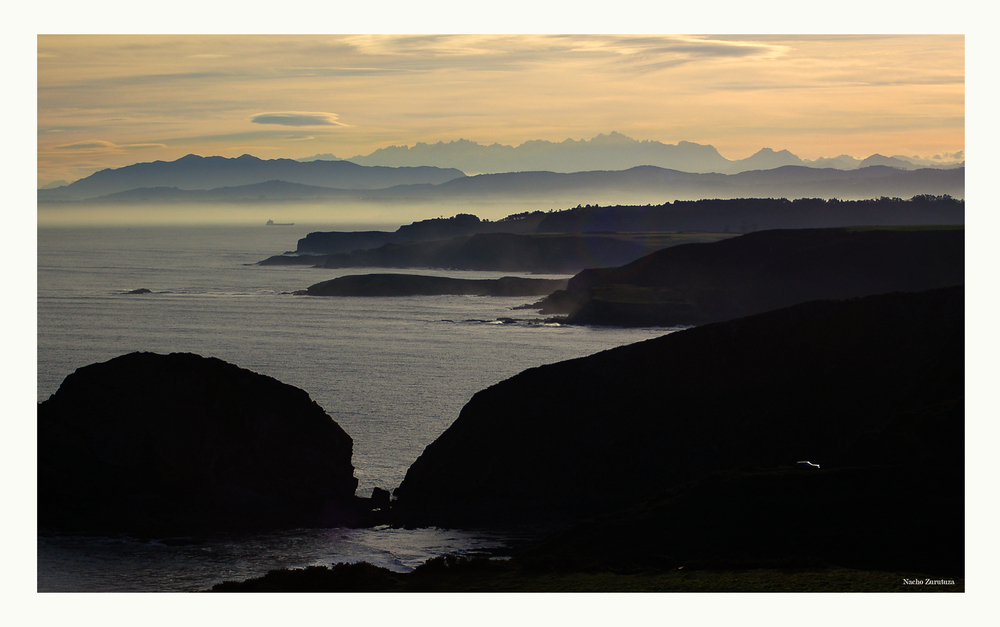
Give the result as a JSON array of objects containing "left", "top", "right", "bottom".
[{"left": 38, "top": 352, "right": 359, "bottom": 535}]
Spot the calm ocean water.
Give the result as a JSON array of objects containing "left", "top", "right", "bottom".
[{"left": 37, "top": 222, "right": 675, "bottom": 591}]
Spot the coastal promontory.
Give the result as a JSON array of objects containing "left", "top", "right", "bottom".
[
  {"left": 538, "top": 226, "right": 964, "bottom": 326},
  {"left": 37, "top": 352, "right": 361, "bottom": 535},
  {"left": 393, "top": 285, "right": 964, "bottom": 566}
]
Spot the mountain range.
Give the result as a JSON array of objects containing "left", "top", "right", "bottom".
[
  {"left": 37, "top": 132, "right": 965, "bottom": 206},
  {"left": 300, "top": 132, "right": 964, "bottom": 175},
  {"left": 38, "top": 154, "right": 464, "bottom": 201},
  {"left": 39, "top": 163, "right": 964, "bottom": 207}
]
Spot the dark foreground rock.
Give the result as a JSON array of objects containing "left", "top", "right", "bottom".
[
  {"left": 38, "top": 352, "right": 362, "bottom": 536},
  {"left": 539, "top": 226, "right": 964, "bottom": 326},
  {"left": 300, "top": 273, "right": 568, "bottom": 297},
  {"left": 522, "top": 462, "right": 963, "bottom": 576},
  {"left": 393, "top": 287, "right": 964, "bottom": 539}
]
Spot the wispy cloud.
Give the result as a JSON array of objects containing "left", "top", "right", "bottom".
[
  {"left": 250, "top": 112, "right": 348, "bottom": 127},
  {"left": 335, "top": 34, "right": 789, "bottom": 75},
  {"left": 54, "top": 140, "right": 167, "bottom": 152}
]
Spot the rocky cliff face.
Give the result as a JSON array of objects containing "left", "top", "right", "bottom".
[
  {"left": 38, "top": 352, "right": 359, "bottom": 535},
  {"left": 393, "top": 287, "right": 964, "bottom": 529}
]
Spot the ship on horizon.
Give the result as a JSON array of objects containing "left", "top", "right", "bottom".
[{"left": 266, "top": 219, "right": 294, "bottom": 226}]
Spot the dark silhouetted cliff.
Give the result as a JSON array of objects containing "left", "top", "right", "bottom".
[
  {"left": 539, "top": 226, "right": 964, "bottom": 326},
  {"left": 38, "top": 352, "right": 361, "bottom": 535},
  {"left": 394, "top": 286, "right": 964, "bottom": 546}
]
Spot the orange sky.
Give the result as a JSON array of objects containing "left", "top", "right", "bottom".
[{"left": 37, "top": 34, "right": 965, "bottom": 186}]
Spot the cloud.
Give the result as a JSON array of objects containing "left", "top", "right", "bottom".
[
  {"left": 53, "top": 140, "right": 167, "bottom": 152},
  {"left": 54, "top": 140, "right": 118, "bottom": 150},
  {"left": 251, "top": 111, "right": 347, "bottom": 127},
  {"left": 324, "top": 35, "right": 790, "bottom": 76}
]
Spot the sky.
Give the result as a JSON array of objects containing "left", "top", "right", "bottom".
[{"left": 36, "top": 33, "right": 965, "bottom": 187}]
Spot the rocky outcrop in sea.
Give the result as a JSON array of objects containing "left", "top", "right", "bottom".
[{"left": 37, "top": 352, "right": 361, "bottom": 536}]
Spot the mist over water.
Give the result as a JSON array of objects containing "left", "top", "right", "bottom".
[{"left": 37, "top": 219, "right": 672, "bottom": 590}]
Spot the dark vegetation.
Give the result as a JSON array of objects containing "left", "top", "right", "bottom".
[{"left": 300, "top": 274, "right": 568, "bottom": 297}]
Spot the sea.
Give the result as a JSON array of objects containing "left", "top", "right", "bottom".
[{"left": 36, "top": 220, "right": 676, "bottom": 592}]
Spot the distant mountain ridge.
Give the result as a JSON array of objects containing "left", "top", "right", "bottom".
[
  {"left": 38, "top": 154, "right": 465, "bottom": 201},
  {"left": 298, "top": 132, "right": 964, "bottom": 175},
  {"left": 41, "top": 163, "right": 965, "bottom": 206}
]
